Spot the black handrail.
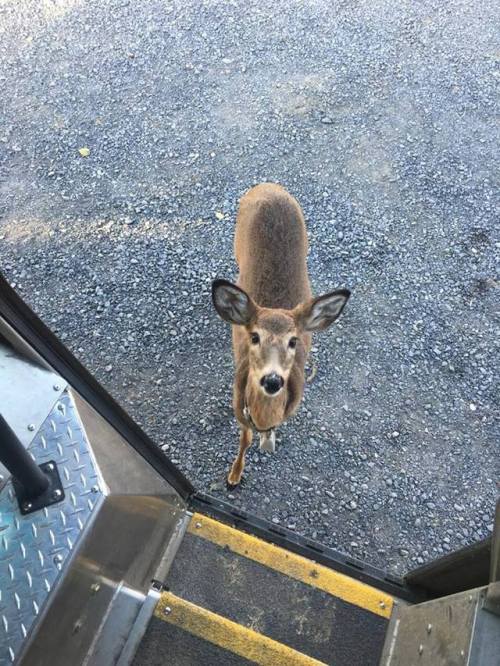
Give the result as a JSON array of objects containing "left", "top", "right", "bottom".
[{"left": 0, "top": 414, "right": 49, "bottom": 498}]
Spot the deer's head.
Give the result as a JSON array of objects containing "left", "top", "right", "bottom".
[{"left": 212, "top": 280, "right": 350, "bottom": 397}]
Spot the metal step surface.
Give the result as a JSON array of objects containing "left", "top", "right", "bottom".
[
  {"left": 0, "top": 326, "right": 188, "bottom": 666},
  {"left": 133, "top": 513, "right": 394, "bottom": 666},
  {"left": 0, "top": 388, "right": 103, "bottom": 665}
]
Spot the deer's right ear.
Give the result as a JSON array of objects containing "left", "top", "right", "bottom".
[{"left": 211, "top": 280, "right": 257, "bottom": 325}]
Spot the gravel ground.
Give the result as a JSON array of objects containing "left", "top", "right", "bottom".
[{"left": 0, "top": 0, "right": 498, "bottom": 574}]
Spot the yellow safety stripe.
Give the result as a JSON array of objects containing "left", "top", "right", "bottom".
[
  {"left": 155, "top": 591, "right": 328, "bottom": 666},
  {"left": 188, "top": 513, "right": 393, "bottom": 618}
]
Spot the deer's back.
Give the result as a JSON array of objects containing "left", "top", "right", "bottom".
[{"left": 234, "top": 184, "right": 311, "bottom": 310}]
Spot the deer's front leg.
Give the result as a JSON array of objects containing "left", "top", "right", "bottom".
[{"left": 227, "top": 426, "right": 253, "bottom": 487}]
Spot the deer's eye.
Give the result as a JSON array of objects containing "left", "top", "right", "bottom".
[
  {"left": 251, "top": 332, "right": 260, "bottom": 345},
  {"left": 288, "top": 337, "right": 298, "bottom": 349}
]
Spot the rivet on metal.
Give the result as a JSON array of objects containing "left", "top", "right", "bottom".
[
  {"left": 427, "top": 623, "right": 432, "bottom": 634},
  {"left": 53, "top": 489, "right": 62, "bottom": 500},
  {"left": 379, "top": 601, "right": 386, "bottom": 609},
  {"left": 27, "top": 424, "right": 35, "bottom": 432},
  {"left": 53, "top": 554, "right": 63, "bottom": 565},
  {"left": 53, "top": 384, "right": 61, "bottom": 391},
  {"left": 91, "top": 485, "right": 99, "bottom": 493},
  {"left": 90, "top": 583, "right": 101, "bottom": 594},
  {"left": 23, "top": 502, "right": 32, "bottom": 511},
  {"left": 163, "top": 606, "right": 172, "bottom": 615},
  {"left": 195, "top": 522, "right": 202, "bottom": 529},
  {"left": 460, "top": 650, "right": 465, "bottom": 658},
  {"left": 46, "top": 463, "right": 54, "bottom": 471},
  {"left": 418, "top": 644, "right": 424, "bottom": 655}
]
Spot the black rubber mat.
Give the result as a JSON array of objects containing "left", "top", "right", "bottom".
[{"left": 163, "top": 532, "right": 388, "bottom": 665}]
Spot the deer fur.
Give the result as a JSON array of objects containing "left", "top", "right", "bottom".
[{"left": 212, "top": 183, "right": 350, "bottom": 487}]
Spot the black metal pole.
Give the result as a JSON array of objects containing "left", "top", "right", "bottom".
[{"left": 0, "top": 414, "right": 49, "bottom": 498}]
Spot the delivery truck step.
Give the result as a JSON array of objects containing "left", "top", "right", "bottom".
[{"left": 133, "top": 512, "right": 394, "bottom": 666}]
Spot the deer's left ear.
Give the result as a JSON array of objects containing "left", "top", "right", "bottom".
[
  {"left": 294, "top": 289, "right": 350, "bottom": 332},
  {"left": 211, "top": 279, "right": 257, "bottom": 326}
]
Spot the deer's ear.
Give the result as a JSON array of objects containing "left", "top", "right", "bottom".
[
  {"left": 212, "top": 280, "right": 257, "bottom": 325},
  {"left": 294, "top": 289, "right": 350, "bottom": 332}
]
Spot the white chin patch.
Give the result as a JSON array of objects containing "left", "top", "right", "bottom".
[{"left": 259, "top": 430, "right": 276, "bottom": 453}]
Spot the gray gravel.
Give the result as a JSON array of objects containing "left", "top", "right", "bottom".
[{"left": 0, "top": 0, "right": 498, "bottom": 574}]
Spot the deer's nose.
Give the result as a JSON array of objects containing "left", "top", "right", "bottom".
[{"left": 261, "top": 373, "right": 284, "bottom": 395}]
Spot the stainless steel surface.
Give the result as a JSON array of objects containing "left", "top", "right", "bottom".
[
  {"left": 490, "top": 499, "right": 500, "bottom": 584},
  {"left": 115, "top": 587, "right": 161, "bottom": 666},
  {"left": 484, "top": 499, "right": 500, "bottom": 615},
  {"left": 469, "top": 591, "right": 500, "bottom": 666},
  {"left": 381, "top": 585, "right": 500, "bottom": 666},
  {"left": 0, "top": 319, "right": 50, "bottom": 371},
  {"left": 19, "top": 494, "right": 186, "bottom": 666},
  {"left": 380, "top": 588, "right": 480, "bottom": 665},
  {"left": 1, "top": 316, "right": 187, "bottom": 665},
  {"left": 154, "top": 511, "right": 192, "bottom": 584},
  {"left": 72, "top": 394, "right": 177, "bottom": 497},
  {"left": 0, "top": 340, "right": 66, "bottom": 486},
  {"left": 483, "top": 580, "right": 500, "bottom": 616},
  {"left": 89, "top": 580, "right": 150, "bottom": 666},
  {"left": 0, "top": 392, "right": 102, "bottom": 665},
  {"left": 18, "top": 392, "right": 187, "bottom": 666}
]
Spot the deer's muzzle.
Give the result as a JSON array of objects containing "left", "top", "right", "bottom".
[{"left": 260, "top": 373, "right": 284, "bottom": 395}]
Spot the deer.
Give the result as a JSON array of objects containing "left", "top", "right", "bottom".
[{"left": 212, "top": 183, "right": 350, "bottom": 487}]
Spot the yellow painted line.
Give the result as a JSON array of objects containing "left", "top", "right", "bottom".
[
  {"left": 189, "top": 513, "right": 393, "bottom": 618},
  {"left": 155, "top": 591, "right": 327, "bottom": 666}
]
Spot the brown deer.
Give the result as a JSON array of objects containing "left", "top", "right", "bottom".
[{"left": 212, "top": 183, "right": 350, "bottom": 487}]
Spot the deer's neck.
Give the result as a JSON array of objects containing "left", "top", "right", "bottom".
[{"left": 245, "top": 380, "right": 287, "bottom": 431}]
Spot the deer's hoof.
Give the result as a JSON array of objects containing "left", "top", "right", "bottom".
[{"left": 226, "top": 473, "right": 242, "bottom": 489}]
